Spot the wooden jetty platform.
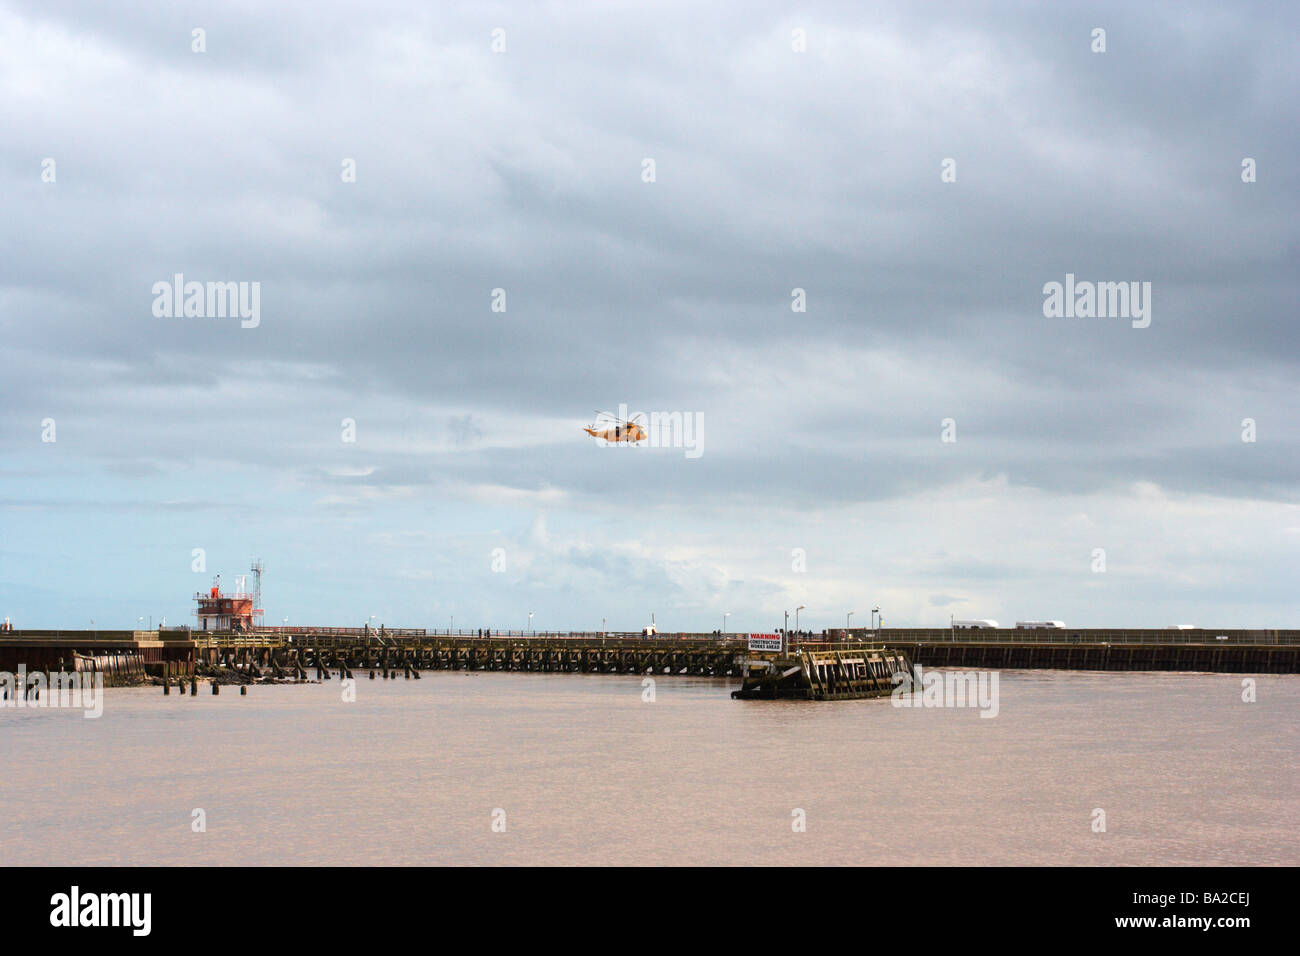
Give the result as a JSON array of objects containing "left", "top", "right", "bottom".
[
  {"left": 892, "top": 639, "right": 1299, "bottom": 674},
  {"left": 0, "top": 629, "right": 751, "bottom": 682},
  {"left": 832, "top": 627, "right": 1300, "bottom": 674},
  {"left": 731, "top": 643, "right": 912, "bottom": 700},
  {"left": 1, "top": 626, "right": 1297, "bottom": 685}
]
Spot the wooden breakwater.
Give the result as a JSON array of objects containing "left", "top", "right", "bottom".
[
  {"left": 1, "top": 631, "right": 752, "bottom": 684},
  {"left": 200, "top": 634, "right": 750, "bottom": 677},
  {"left": 731, "top": 644, "right": 912, "bottom": 700},
  {"left": 180, "top": 629, "right": 1300, "bottom": 676},
  {"left": 0, "top": 633, "right": 153, "bottom": 687},
  {"left": 2, "top": 627, "right": 1298, "bottom": 681},
  {"left": 892, "top": 640, "right": 1300, "bottom": 674}
]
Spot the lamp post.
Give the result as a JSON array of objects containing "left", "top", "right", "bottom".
[
  {"left": 723, "top": 611, "right": 730, "bottom": 635},
  {"left": 846, "top": 611, "right": 854, "bottom": 639},
  {"left": 528, "top": 611, "right": 534, "bottom": 635},
  {"left": 872, "top": 606, "right": 880, "bottom": 640},
  {"left": 783, "top": 610, "right": 789, "bottom": 655},
  {"left": 795, "top": 605, "right": 805, "bottom": 641}
]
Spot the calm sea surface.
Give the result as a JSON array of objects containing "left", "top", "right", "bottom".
[{"left": 2, "top": 670, "right": 1296, "bottom": 865}]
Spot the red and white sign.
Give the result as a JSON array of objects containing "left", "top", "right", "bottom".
[{"left": 747, "top": 632, "right": 782, "bottom": 652}]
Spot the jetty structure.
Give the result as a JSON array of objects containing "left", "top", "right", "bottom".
[
  {"left": 1, "top": 624, "right": 1297, "bottom": 690},
  {"left": 1, "top": 574, "right": 1298, "bottom": 687}
]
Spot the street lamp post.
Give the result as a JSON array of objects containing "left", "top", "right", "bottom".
[
  {"left": 783, "top": 610, "right": 789, "bottom": 655},
  {"left": 846, "top": 611, "right": 854, "bottom": 639},
  {"left": 723, "top": 611, "right": 730, "bottom": 635},
  {"left": 872, "top": 606, "right": 880, "bottom": 640},
  {"left": 528, "top": 611, "right": 534, "bottom": 635},
  {"left": 795, "top": 605, "right": 805, "bottom": 643}
]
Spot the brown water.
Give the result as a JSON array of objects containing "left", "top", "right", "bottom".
[{"left": 1, "top": 670, "right": 1295, "bottom": 865}]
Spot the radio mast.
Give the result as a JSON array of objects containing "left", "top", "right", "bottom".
[{"left": 250, "top": 558, "right": 265, "bottom": 628}]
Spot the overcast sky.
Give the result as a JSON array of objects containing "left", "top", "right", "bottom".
[{"left": 1, "top": 0, "right": 1296, "bottom": 632}]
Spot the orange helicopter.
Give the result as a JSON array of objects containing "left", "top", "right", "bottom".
[{"left": 584, "top": 410, "right": 647, "bottom": 444}]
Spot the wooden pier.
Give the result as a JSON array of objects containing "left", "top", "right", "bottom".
[
  {"left": 1, "top": 626, "right": 1297, "bottom": 686},
  {"left": 290, "top": 635, "right": 748, "bottom": 676},
  {"left": 892, "top": 639, "right": 1300, "bottom": 674},
  {"left": 0, "top": 631, "right": 751, "bottom": 679}
]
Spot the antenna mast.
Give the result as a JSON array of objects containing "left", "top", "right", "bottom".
[{"left": 250, "top": 558, "right": 265, "bottom": 628}]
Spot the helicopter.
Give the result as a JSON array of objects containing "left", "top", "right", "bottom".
[{"left": 584, "top": 410, "right": 648, "bottom": 444}]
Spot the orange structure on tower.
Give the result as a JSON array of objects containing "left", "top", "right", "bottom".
[{"left": 193, "top": 561, "right": 264, "bottom": 631}]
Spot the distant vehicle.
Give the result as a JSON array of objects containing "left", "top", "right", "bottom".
[
  {"left": 1215, "top": 635, "right": 1229, "bottom": 641},
  {"left": 1015, "top": 620, "right": 1066, "bottom": 629},
  {"left": 1167, "top": 625, "right": 1197, "bottom": 630},
  {"left": 952, "top": 619, "right": 999, "bottom": 628},
  {"left": 585, "top": 411, "right": 647, "bottom": 444}
]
